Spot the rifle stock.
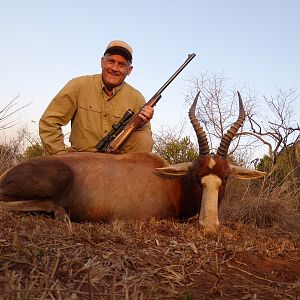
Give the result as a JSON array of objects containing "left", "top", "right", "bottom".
[
  {"left": 100, "top": 53, "right": 196, "bottom": 154},
  {"left": 103, "top": 94, "right": 162, "bottom": 153}
]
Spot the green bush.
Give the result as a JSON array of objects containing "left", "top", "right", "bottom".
[
  {"left": 154, "top": 135, "right": 198, "bottom": 164},
  {"left": 22, "top": 143, "right": 45, "bottom": 160}
]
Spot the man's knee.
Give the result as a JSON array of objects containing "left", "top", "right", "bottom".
[{"left": 122, "top": 129, "right": 153, "bottom": 153}]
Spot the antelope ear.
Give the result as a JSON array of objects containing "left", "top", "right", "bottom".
[
  {"left": 229, "top": 164, "right": 266, "bottom": 179},
  {"left": 156, "top": 162, "right": 192, "bottom": 176}
]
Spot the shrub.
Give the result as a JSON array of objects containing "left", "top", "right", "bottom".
[
  {"left": 22, "top": 143, "right": 46, "bottom": 160},
  {"left": 154, "top": 134, "right": 198, "bottom": 164}
]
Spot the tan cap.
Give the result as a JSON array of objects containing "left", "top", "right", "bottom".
[{"left": 104, "top": 40, "right": 133, "bottom": 62}]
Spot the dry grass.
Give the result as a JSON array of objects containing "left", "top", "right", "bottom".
[
  {"left": 221, "top": 173, "right": 300, "bottom": 231},
  {"left": 0, "top": 210, "right": 299, "bottom": 300},
  {"left": 0, "top": 147, "right": 299, "bottom": 299}
]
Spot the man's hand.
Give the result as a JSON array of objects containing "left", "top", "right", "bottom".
[{"left": 138, "top": 106, "right": 154, "bottom": 125}]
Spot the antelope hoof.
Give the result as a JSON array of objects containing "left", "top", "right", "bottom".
[{"left": 53, "top": 206, "right": 69, "bottom": 221}]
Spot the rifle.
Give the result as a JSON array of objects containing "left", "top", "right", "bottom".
[{"left": 96, "top": 53, "right": 196, "bottom": 153}]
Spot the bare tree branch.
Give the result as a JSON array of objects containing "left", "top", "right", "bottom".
[
  {"left": 185, "top": 73, "right": 299, "bottom": 167},
  {"left": 236, "top": 131, "right": 274, "bottom": 160},
  {"left": 0, "top": 96, "right": 31, "bottom": 130}
]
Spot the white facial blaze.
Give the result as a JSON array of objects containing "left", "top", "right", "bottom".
[
  {"left": 208, "top": 157, "right": 216, "bottom": 169},
  {"left": 199, "top": 174, "right": 222, "bottom": 231}
]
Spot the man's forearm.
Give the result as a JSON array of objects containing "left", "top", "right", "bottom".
[{"left": 39, "top": 119, "right": 67, "bottom": 155}]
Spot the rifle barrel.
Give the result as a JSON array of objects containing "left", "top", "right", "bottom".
[{"left": 155, "top": 53, "right": 196, "bottom": 96}]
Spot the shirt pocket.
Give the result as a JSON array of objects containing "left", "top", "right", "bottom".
[{"left": 78, "top": 101, "right": 102, "bottom": 130}]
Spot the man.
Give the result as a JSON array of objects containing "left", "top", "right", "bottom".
[{"left": 39, "top": 40, "right": 154, "bottom": 155}]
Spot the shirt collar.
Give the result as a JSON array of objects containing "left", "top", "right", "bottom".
[{"left": 99, "top": 74, "right": 124, "bottom": 96}]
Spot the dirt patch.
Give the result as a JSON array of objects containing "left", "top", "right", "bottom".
[{"left": 0, "top": 211, "right": 299, "bottom": 299}]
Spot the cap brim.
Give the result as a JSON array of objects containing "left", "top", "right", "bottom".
[{"left": 104, "top": 46, "right": 132, "bottom": 62}]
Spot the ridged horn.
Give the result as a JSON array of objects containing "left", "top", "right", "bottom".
[
  {"left": 216, "top": 91, "right": 246, "bottom": 159},
  {"left": 189, "top": 91, "right": 210, "bottom": 156}
]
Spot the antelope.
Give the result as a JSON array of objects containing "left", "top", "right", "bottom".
[{"left": 0, "top": 92, "right": 265, "bottom": 230}]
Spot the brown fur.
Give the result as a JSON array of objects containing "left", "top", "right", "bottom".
[
  {"left": 0, "top": 151, "right": 265, "bottom": 230},
  {"left": 1, "top": 159, "right": 73, "bottom": 199},
  {"left": 1, "top": 152, "right": 178, "bottom": 222}
]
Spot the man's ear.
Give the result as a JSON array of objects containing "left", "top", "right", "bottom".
[{"left": 127, "top": 65, "right": 133, "bottom": 76}]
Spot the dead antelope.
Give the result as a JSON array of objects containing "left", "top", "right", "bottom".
[{"left": 0, "top": 92, "right": 265, "bottom": 230}]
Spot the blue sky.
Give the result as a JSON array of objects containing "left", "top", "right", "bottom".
[{"left": 1, "top": 0, "right": 299, "bottom": 146}]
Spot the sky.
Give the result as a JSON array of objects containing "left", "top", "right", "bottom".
[{"left": 0, "top": 0, "right": 299, "bottom": 150}]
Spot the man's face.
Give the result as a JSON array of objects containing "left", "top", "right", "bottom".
[{"left": 101, "top": 54, "right": 133, "bottom": 91}]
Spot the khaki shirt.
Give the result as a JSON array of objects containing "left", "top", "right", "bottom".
[{"left": 39, "top": 74, "right": 153, "bottom": 155}]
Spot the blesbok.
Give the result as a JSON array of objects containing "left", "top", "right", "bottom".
[{"left": 0, "top": 92, "right": 265, "bottom": 230}]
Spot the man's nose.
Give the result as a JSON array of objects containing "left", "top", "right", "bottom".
[{"left": 111, "top": 63, "right": 120, "bottom": 71}]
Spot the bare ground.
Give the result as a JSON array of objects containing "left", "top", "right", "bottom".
[{"left": 0, "top": 211, "right": 299, "bottom": 300}]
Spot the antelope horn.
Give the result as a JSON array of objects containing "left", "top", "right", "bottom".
[
  {"left": 216, "top": 91, "right": 246, "bottom": 159},
  {"left": 189, "top": 91, "right": 210, "bottom": 156}
]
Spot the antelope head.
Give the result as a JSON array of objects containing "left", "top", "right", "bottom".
[{"left": 157, "top": 91, "right": 266, "bottom": 231}]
